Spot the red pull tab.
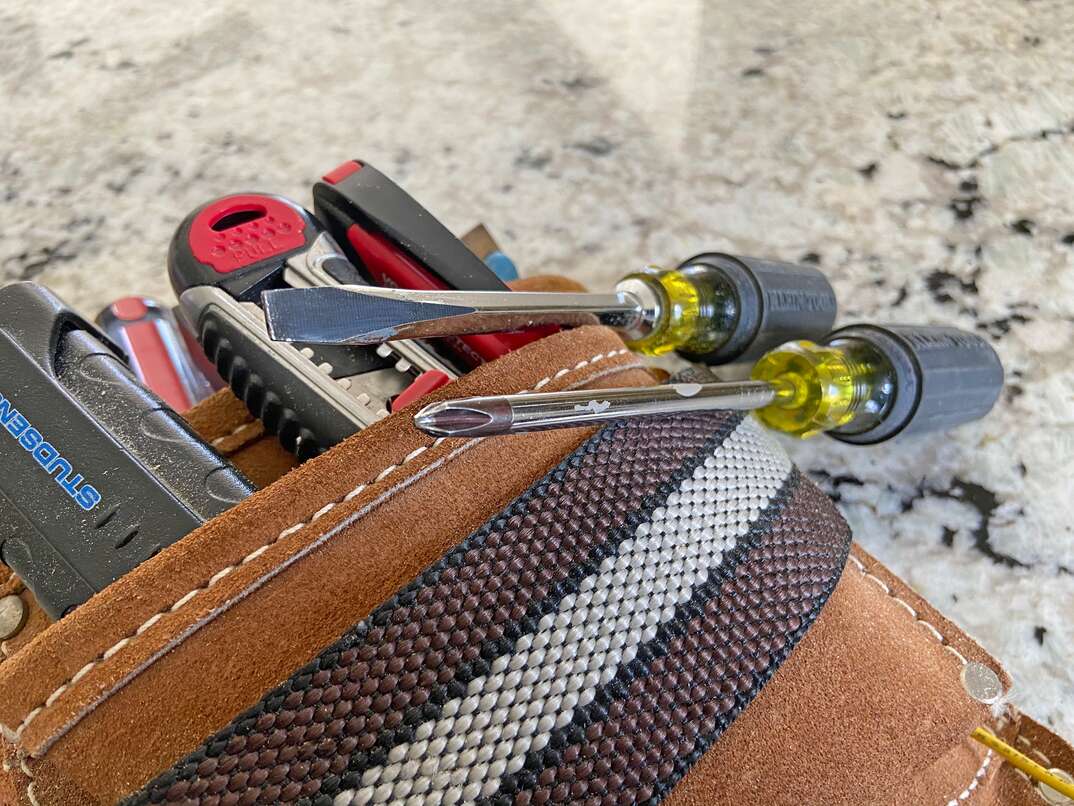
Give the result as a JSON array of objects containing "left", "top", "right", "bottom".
[
  {"left": 322, "top": 160, "right": 362, "bottom": 185},
  {"left": 111, "top": 297, "right": 150, "bottom": 321},
  {"left": 188, "top": 195, "right": 307, "bottom": 274}
]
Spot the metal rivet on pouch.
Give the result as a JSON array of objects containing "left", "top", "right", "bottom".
[
  {"left": 1039, "top": 769, "right": 1074, "bottom": 805},
  {"left": 0, "top": 594, "right": 26, "bottom": 640},
  {"left": 960, "top": 660, "right": 1003, "bottom": 704}
]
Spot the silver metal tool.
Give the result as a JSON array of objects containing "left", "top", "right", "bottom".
[
  {"left": 278, "top": 233, "right": 457, "bottom": 379},
  {"left": 0, "top": 594, "right": 26, "bottom": 640},
  {"left": 413, "top": 324, "right": 1004, "bottom": 443},
  {"left": 413, "top": 380, "right": 777, "bottom": 437},
  {"left": 261, "top": 285, "right": 643, "bottom": 346},
  {"left": 260, "top": 252, "right": 838, "bottom": 364},
  {"left": 178, "top": 287, "right": 417, "bottom": 457}
]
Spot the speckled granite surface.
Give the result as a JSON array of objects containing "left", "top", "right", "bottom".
[{"left": 2, "top": 1, "right": 1071, "bottom": 736}]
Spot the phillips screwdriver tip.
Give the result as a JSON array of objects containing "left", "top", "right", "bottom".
[
  {"left": 413, "top": 382, "right": 776, "bottom": 438},
  {"left": 413, "top": 399, "right": 511, "bottom": 437}
]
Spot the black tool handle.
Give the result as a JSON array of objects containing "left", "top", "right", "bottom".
[
  {"left": 168, "top": 193, "right": 400, "bottom": 460},
  {"left": 0, "top": 283, "right": 252, "bottom": 618},
  {"left": 676, "top": 253, "right": 838, "bottom": 364},
  {"left": 178, "top": 285, "right": 395, "bottom": 461},
  {"left": 827, "top": 324, "right": 1004, "bottom": 444},
  {"left": 167, "top": 192, "right": 388, "bottom": 382},
  {"left": 192, "top": 299, "right": 331, "bottom": 461},
  {"left": 313, "top": 159, "right": 509, "bottom": 291}
]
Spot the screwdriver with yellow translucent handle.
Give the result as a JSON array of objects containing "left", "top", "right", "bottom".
[
  {"left": 261, "top": 253, "right": 837, "bottom": 365},
  {"left": 410, "top": 325, "right": 1004, "bottom": 441}
]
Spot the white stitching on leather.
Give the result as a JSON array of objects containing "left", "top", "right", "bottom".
[
  {"left": 8, "top": 348, "right": 634, "bottom": 745},
  {"left": 18, "top": 752, "right": 39, "bottom": 806},
  {"left": 944, "top": 645, "right": 969, "bottom": 665},
  {"left": 32, "top": 357, "right": 646, "bottom": 758},
  {"left": 945, "top": 750, "right": 992, "bottom": 805},
  {"left": 848, "top": 554, "right": 1005, "bottom": 803},
  {"left": 847, "top": 553, "right": 968, "bottom": 665},
  {"left": 209, "top": 419, "right": 261, "bottom": 448}
]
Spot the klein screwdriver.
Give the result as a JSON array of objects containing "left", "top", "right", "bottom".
[
  {"left": 260, "top": 252, "right": 838, "bottom": 365},
  {"left": 411, "top": 325, "right": 1004, "bottom": 443},
  {"left": 313, "top": 161, "right": 837, "bottom": 364}
]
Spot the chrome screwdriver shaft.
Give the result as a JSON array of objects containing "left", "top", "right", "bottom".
[
  {"left": 261, "top": 254, "right": 839, "bottom": 364},
  {"left": 262, "top": 285, "right": 650, "bottom": 346},
  {"left": 413, "top": 380, "right": 779, "bottom": 437}
]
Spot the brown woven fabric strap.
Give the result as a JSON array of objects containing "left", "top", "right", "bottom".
[{"left": 126, "top": 413, "right": 851, "bottom": 806}]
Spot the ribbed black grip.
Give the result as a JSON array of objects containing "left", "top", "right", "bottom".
[
  {"left": 198, "top": 316, "right": 323, "bottom": 462},
  {"left": 677, "top": 253, "right": 837, "bottom": 364},
  {"left": 827, "top": 324, "right": 1004, "bottom": 444}
]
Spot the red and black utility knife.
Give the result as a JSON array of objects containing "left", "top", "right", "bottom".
[{"left": 168, "top": 192, "right": 455, "bottom": 460}]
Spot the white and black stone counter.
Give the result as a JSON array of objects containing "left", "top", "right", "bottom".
[{"left": 2, "top": 0, "right": 1070, "bottom": 737}]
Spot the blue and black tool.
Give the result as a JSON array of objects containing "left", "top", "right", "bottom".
[{"left": 0, "top": 282, "right": 253, "bottom": 619}]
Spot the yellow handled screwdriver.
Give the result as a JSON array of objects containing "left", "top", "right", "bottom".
[
  {"left": 411, "top": 325, "right": 1004, "bottom": 442},
  {"left": 260, "top": 253, "right": 837, "bottom": 365}
]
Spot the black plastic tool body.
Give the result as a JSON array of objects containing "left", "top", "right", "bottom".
[
  {"left": 313, "top": 160, "right": 509, "bottom": 291},
  {"left": 0, "top": 283, "right": 252, "bottom": 618},
  {"left": 169, "top": 193, "right": 409, "bottom": 459}
]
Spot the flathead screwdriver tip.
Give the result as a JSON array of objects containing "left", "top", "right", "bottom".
[
  {"left": 262, "top": 286, "right": 484, "bottom": 345},
  {"left": 261, "top": 286, "right": 409, "bottom": 345}
]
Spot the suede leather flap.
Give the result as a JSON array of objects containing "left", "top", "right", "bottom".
[
  {"left": 0, "top": 326, "right": 650, "bottom": 804},
  {"left": 0, "top": 323, "right": 1067, "bottom": 806}
]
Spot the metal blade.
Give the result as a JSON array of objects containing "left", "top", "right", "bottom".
[
  {"left": 413, "top": 380, "right": 779, "bottom": 437},
  {"left": 261, "top": 285, "right": 642, "bottom": 346}
]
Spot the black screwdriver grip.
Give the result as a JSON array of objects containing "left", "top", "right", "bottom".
[
  {"left": 676, "top": 253, "right": 838, "bottom": 364},
  {"left": 196, "top": 310, "right": 327, "bottom": 462},
  {"left": 827, "top": 324, "right": 1004, "bottom": 444}
]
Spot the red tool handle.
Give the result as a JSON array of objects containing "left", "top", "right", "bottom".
[
  {"left": 97, "top": 297, "right": 215, "bottom": 412},
  {"left": 344, "top": 222, "right": 554, "bottom": 364}
]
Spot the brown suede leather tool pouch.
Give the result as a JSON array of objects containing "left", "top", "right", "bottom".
[{"left": 0, "top": 325, "right": 1069, "bottom": 805}]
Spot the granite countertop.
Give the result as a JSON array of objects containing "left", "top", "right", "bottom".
[{"left": 2, "top": 1, "right": 1071, "bottom": 737}]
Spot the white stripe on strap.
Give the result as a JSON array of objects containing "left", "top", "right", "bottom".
[{"left": 336, "top": 419, "right": 791, "bottom": 806}]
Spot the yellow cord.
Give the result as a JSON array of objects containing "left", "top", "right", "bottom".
[{"left": 972, "top": 727, "right": 1074, "bottom": 800}]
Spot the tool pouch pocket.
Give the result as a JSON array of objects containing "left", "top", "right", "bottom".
[{"left": 0, "top": 325, "right": 1067, "bottom": 805}]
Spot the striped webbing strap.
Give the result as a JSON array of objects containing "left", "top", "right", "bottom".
[{"left": 129, "top": 412, "right": 851, "bottom": 806}]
